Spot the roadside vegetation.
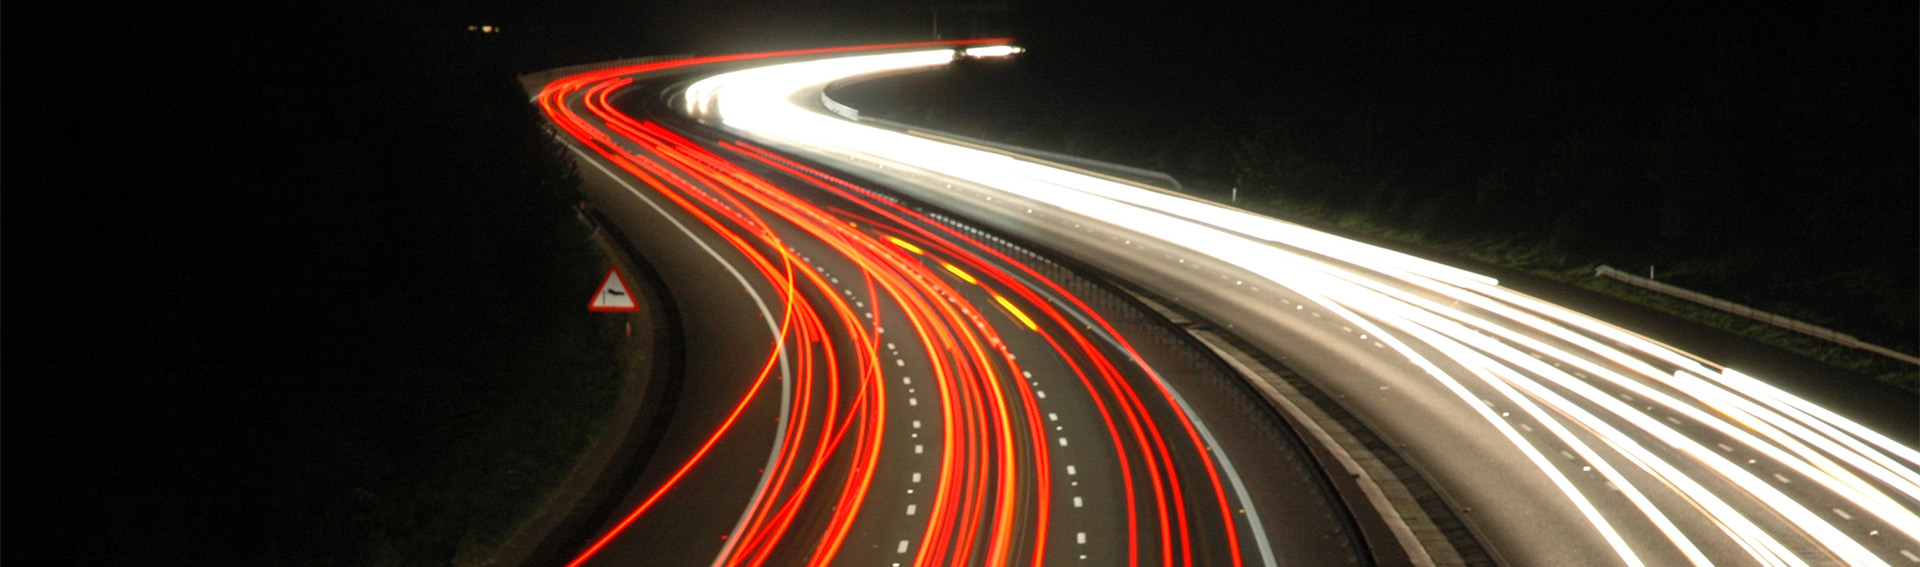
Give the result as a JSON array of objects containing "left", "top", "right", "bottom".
[
  {"left": 831, "top": 3, "right": 1916, "bottom": 389},
  {"left": 12, "top": 6, "right": 643, "bottom": 566}
]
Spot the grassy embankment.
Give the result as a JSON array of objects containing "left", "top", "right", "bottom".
[
  {"left": 12, "top": 9, "right": 648, "bottom": 566},
  {"left": 206, "top": 36, "right": 644, "bottom": 567}
]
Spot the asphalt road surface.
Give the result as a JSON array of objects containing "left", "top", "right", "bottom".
[{"left": 530, "top": 42, "right": 1364, "bottom": 567}]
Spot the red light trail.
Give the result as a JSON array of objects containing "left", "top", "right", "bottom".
[{"left": 534, "top": 42, "right": 1264, "bottom": 567}]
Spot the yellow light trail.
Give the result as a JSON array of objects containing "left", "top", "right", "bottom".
[
  {"left": 943, "top": 262, "right": 978, "bottom": 284},
  {"left": 993, "top": 294, "right": 1039, "bottom": 331},
  {"left": 887, "top": 235, "right": 924, "bottom": 255}
]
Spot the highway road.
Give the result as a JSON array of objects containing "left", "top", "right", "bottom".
[
  {"left": 667, "top": 46, "right": 1920, "bottom": 567},
  {"left": 529, "top": 42, "right": 1365, "bottom": 567}
]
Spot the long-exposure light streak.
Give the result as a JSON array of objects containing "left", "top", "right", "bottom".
[
  {"left": 684, "top": 47, "right": 1920, "bottom": 566},
  {"left": 725, "top": 130, "right": 1251, "bottom": 567},
  {"left": 538, "top": 41, "right": 1284, "bottom": 567}
]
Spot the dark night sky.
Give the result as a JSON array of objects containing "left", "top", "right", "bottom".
[
  {"left": 10, "top": 0, "right": 1916, "bottom": 454},
  {"left": 11, "top": 0, "right": 1915, "bottom": 450},
  {"left": 7, "top": 0, "right": 1909, "bottom": 410},
  {"left": 3, "top": 0, "right": 1914, "bottom": 562},
  {"left": 15, "top": 0, "right": 1911, "bottom": 110}
]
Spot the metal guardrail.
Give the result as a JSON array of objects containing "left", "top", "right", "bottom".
[
  {"left": 909, "top": 209, "right": 1380, "bottom": 566},
  {"left": 518, "top": 55, "right": 699, "bottom": 97},
  {"left": 744, "top": 156, "right": 1385, "bottom": 562},
  {"left": 1594, "top": 265, "right": 1919, "bottom": 366},
  {"left": 818, "top": 91, "right": 862, "bottom": 121},
  {"left": 818, "top": 91, "right": 1186, "bottom": 192}
]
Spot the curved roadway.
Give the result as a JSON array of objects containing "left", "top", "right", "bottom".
[
  {"left": 530, "top": 42, "right": 1363, "bottom": 567},
  {"left": 668, "top": 45, "right": 1920, "bottom": 567}
]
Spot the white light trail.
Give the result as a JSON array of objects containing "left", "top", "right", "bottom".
[
  {"left": 963, "top": 45, "right": 1022, "bottom": 57},
  {"left": 681, "top": 48, "right": 1920, "bottom": 566}
]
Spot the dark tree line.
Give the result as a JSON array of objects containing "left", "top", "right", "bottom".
[{"left": 836, "top": 0, "right": 1916, "bottom": 375}]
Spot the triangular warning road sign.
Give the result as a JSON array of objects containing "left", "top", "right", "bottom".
[{"left": 589, "top": 268, "right": 639, "bottom": 312}]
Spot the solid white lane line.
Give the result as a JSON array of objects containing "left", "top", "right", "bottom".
[{"left": 569, "top": 146, "right": 794, "bottom": 566}]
